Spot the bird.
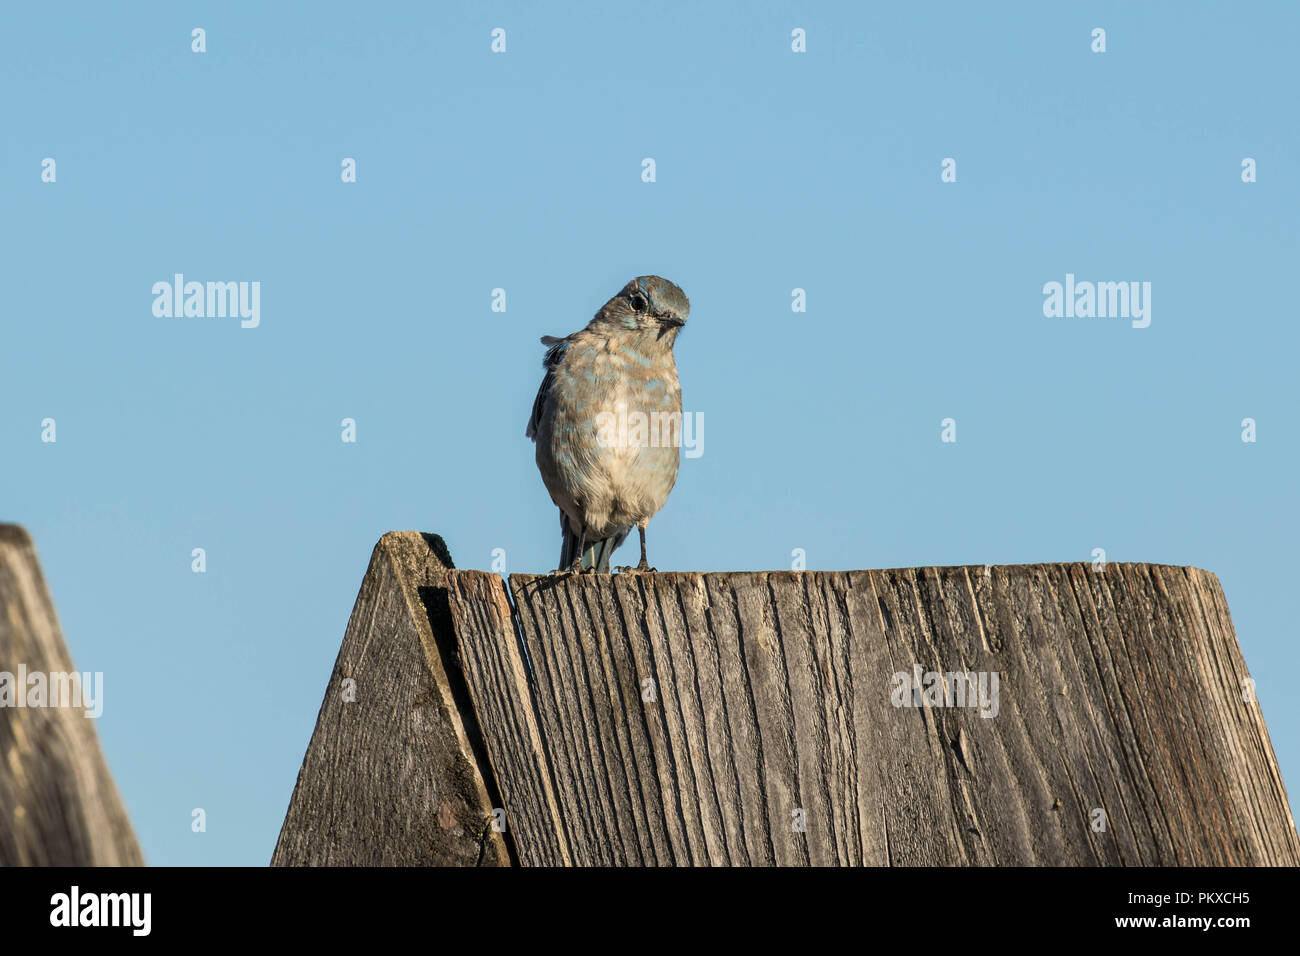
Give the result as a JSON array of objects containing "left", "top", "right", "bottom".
[{"left": 527, "top": 276, "right": 690, "bottom": 573}]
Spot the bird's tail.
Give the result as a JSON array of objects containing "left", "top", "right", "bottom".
[{"left": 560, "top": 513, "right": 629, "bottom": 572}]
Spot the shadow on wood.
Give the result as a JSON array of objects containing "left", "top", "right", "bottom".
[
  {"left": 277, "top": 534, "right": 1300, "bottom": 866},
  {"left": 0, "top": 525, "right": 143, "bottom": 866}
]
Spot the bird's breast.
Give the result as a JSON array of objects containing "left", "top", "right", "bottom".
[{"left": 538, "top": 333, "right": 682, "bottom": 533}]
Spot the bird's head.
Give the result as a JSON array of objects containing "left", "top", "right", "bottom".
[{"left": 591, "top": 276, "right": 690, "bottom": 340}]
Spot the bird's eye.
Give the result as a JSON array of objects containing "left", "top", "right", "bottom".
[{"left": 629, "top": 293, "right": 648, "bottom": 313}]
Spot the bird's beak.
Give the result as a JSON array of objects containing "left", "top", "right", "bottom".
[{"left": 657, "top": 315, "right": 685, "bottom": 328}]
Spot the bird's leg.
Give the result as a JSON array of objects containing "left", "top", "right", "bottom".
[
  {"left": 634, "top": 526, "right": 655, "bottom": 573},
  {"left": 613, "top": 528, "right": 655, "bottom": 572},
  {"left": 552, "top": 530, "right": 586, "bottom": 575},
  {"left": 567, "top": 532, "right": 586, "bottom": 574}
]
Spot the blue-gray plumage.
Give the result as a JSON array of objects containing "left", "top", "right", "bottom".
[{"left": 527, "top": 276, "right": 689, "bottom": 572}]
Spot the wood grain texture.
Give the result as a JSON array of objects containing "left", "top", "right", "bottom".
[
  {"left": 472, "top": 564, "right": 1299, "bottom": 866},
  {"left": 272, "top": 532, "right": 510, "bottom": 866},
  {"left": 443, "top": 571, "right": 571, "bottom": 865},
  {"left": 0, "top": 524, "right": 143, "bottom": 866}
]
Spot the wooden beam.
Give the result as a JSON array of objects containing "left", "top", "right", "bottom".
[
  {"left": 276, "top": 546, "right": 1299, "bottom": 866},
  {"left": 272, "top": 532, "right": 510, "bottom": 866},
  {"left": 0, "top": 524, "right": 143, "bottom": 866},
  {"left": 477, "top": 564, "right": 1297, "bottom": 865}
]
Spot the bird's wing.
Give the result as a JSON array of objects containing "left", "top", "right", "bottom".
[{"left": 526, "top": 335, "right": 569, "bottom": 439}]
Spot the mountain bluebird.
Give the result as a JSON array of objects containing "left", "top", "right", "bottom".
[{"left": 527, "top": 276, "right": 690, "bottom": 573}]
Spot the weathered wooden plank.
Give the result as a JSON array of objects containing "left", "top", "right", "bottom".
[
  {"left": 867, "top": 567, "right": 973, "bottom": 865},
  {"left": 491, "top": 564, "right": 1299, "bottom": 866},
  {"left": 1178, "top": 566, "right": 1294, "bottom": 862},
  {"left": 0, "top": 524, "right": 143, "bottom": 866},
  {"left": 1055, "top": 564, "right": 1159, "bottom": 863},
  {"left": 276, "top": 548, "right": 1298, "bottom": 866},
  {"left": 442, "top": 571, "right": 570, "bottom": 866},
  {"left": 916, "top": 566, "right": 1027, "bottom": 866},
  {"left": 982, "top": 564, "right": 1094, "bottom": 865},
  {"left": 697, "top": 574, "right": 771, "bottom": 864},
  {"left": 272, "top": 532, "right": 509, "bottom": 866}
]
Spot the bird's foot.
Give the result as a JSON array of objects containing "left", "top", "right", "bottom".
[{"left": 615, "top": 560, "right": 657, "bottom": 574}]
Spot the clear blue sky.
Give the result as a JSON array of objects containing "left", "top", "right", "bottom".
[{"left": 2, "top": 2, "right": 1296, "bottom": 865}]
